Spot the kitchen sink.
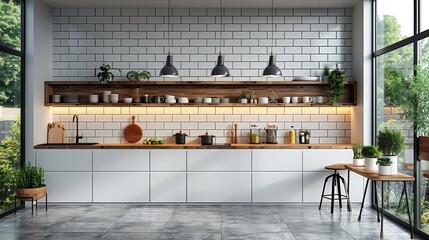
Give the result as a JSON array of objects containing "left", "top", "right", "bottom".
[{"left": 38, "top": 143, "right": 99, "bottom": 146}]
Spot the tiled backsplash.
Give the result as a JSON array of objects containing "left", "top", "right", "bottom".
[
  {"left": 52, "top": 8, "right": 352, "bottom": 81},
  {"left": 52, "top": 106, "right": 351, "bottom": 144}
]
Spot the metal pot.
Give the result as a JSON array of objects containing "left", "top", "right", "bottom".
[
  {"left": 199, "top": 132, "right": 215, "bottom": 145},
  {"left": 173, "top": 131, "right": 187, "bottom": 144}
]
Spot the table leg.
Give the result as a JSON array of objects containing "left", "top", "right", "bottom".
[
  {"left": 396, "top": 185, "right": 405, "bottom": 214},
  {"left": 404, "top": 181, "right": 414, "bottom": 239},
  {"left": 380, "top": 181, "right": 384, "bottom": 238},
  {"left": 373, "top": 181, "right": 380, "bottom": 222},
  {"left": 358, "top": 178, "right": 370, "bottom": 221},
  {"left": 337, "top": 173, "right": 343, "bottom": 209}
]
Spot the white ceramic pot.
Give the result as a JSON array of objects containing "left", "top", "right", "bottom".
[
  {"left": 378, "top": 165, "right": 392, "bottom": 175},
  {"left": 353, "top": 158, "right": 365, "bottom": 166},
  {"left": 382, "top": 155, "right": 398, "bottom": 174},
  {"left": 365, "top": 158, "right": 377, "bottom": 171},
  {"left": 239, "top": 98, "right": 248, "bottom": 103}
]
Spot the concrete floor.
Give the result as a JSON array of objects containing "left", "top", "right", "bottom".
[{"left": 0, "top": 204, "right": 420, "bottom": 240}]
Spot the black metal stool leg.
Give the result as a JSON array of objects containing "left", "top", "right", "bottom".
[
  {"left": 339, "top": 175, "right": 351, "bottom": 212},
  {"left": 337, "top": 173, "right": 343, "bottom": 209},
  {"left": 331, "top": 173, "right": 335, "bottom": 214},
  {"left": 319, "top": 175, "right": 330, "bottom": 210}
]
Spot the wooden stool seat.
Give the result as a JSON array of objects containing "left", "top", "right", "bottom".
[{"left": 325, "top": 164, "right": 347, "bottom": 171}]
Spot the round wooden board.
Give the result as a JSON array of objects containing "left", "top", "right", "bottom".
[{"left": 124, "top": 116, "right": 143, "bottom": 143}]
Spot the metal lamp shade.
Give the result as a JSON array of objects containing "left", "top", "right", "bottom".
[
  {"left": 263, "top": 54, "right": 282, "bottom": 77},
  {"left": 160, "top": 53, "right": 179, "bottom": 77},
  {"left": 211, "top": 53, "right": 230, "bottom": 77}
]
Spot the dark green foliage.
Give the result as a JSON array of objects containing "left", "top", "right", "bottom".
[
  {"left": 126, "top": 70, "right": 151, "bottom": 81},
  {"left": 323, "top": 66, "right": 330, "bottom": 76},
  {"left": 328, "top": 63, "right": 345, "bottom": 104},
  {"left": 97, "top": 64, "right": 115, "bottom": 83},
  {"left": 376, "top": 158, "right": 392, "bottom": 166},
  {"left": 362, "top": 146, "right": 382, "bottom": 158},
  {"left": 15, "top": 164, "right": 44, "bottom": 188},
  {"left": 352, "top": 144, "right": 363, "bottom": 159},
  {"left": 377, "top": 128, "right": 405, "bottom": 155}
]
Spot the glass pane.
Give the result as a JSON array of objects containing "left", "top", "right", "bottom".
[
  {"left": 0, "top": 0, "right": 21, "bottom": 51},
  {"left": 376, "top": 0, "right": 413, "bottom": 49},
  {"left": 422, "top": 0, "right": 429, "bottom": 32},
  {"left": 375, "top": 44, "right": 414, "bottom": 223},
  {"left": 0, "top": 52, "right": 21, "bottom": 215}
]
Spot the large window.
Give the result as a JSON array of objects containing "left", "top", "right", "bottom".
[
  {"left": 0, "top": 0, "right": 24, "bottom": 217},
  {"left": 374, "top": 0, "right": 429, "bottom": 237}
]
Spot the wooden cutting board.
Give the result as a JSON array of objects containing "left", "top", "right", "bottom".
[
  {"left": 47, "top": 122, "right": 66, "bottom": 143},
  {"left": 124, "top": 116, "right": 143, "bottom": 143}
]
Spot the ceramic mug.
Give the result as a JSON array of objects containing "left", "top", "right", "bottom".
[
  {"left": 150, "top": 96, "right": 165, "bottom": 103},
  {"left": 303, "top": 96, "right": 313, "bottom": 103},
  {"left": 291, "top": 97, "right": 300, "bottom": 103},
  {"left": 282, "top": 96, "right": 291, "bottom": 104},
  {"left": 141, "top": 94, "right": 150, "bottom": 103},
  {"left": 110, "top": 94, "right": 119, "bottom": 103},
  {"left": 315, "top": 96, "right": 328, "bottom": 104},
  {"left": 51, "top": 95, "right": 61, "bottom": 103},
  {"left": 258, "top": 97, "right": 269, "bottom": 104}
]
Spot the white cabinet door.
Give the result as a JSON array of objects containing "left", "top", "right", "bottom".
[
  {"left": 188, "top": 172, "right": 251, "bottom": 202},
  {"left": 44, "top": 172, "right": 92, "bottom": 202},
  {"left": 93, "top": 150, "right": 149, "bottom": 171},
  {"left": 93, "top": 172, "right": 149, "bottom": 202},
  {"left": 302, "top": 171, "right": 363, "bottom": 202},
  {"left": 187, "top": 150, "right": 251, "bottom": 171},
  {"left": 150, "top": 150, "right": 186, "bottom": 171},
  {"left": 302, "top": 149, "right": 353, "bottom": 171},
  {"left": 252, "top": 172, "right": 303, "bottom": 202},
  {"left": 151, "top": 172, "right": 186, "bottom": 202},
  {"left": 36, "top": 150, "right": 92, "bottom": 171},
  {"left": 252, "top": 150, "right": 302, "bottom": 171}
]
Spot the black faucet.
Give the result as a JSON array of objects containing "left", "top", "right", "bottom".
[{"left": 72, "top": 115, "right": 83, "bottom": 144}]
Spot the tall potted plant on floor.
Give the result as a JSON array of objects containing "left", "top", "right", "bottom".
[
  {"left": 15, "top": 164, "right": 46, "bottom": 201},
  {"left": 377, "top": 128, "right": 404, "bottom": 174},
  {"left": 362, "top": 146, "right": 382, "bottom": 171}
]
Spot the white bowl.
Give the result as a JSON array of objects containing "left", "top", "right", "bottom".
[
  {"left": 194, "top": 98, "right": 203, "bottom": 103},
  {"left": 165, "top": 99, "right": 176, "bottom": 104},
  {"left": 258, "top": 97, "right": 269, "bottom": 104},
  {"left": 123, "top": 98, "right": 133, "bottom": 103},
  {"left": 203, "top": 97, "right": 212, "bottom": 103}
]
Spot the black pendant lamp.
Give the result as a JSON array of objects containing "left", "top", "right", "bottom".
[
  {"left": 211, "top": 0, "right": 229, "bottom": 77},
  {"left": 160, "top": 0, "right": 179, "bottom": 77},
  {"left": 263, "top": 0, "right": 282, "bottom": 77}
]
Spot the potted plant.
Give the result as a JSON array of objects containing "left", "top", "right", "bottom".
[
  {"left": 362, "top": 146, "right": 381, "bottom": 171},
  {"left": 328, "top": 62, "right": 345, "bottom": 104},
  {"left": 352, "top": 144, "right": 364, "bottom": 166},
  {"left": 377, "top": 128, "right": 404, "bottom": 174},
  {"left": 126, "top": 70, "right": 151, "bottom": 81},
  {"left": 15, "top": 164, "right": 46, "bottom": 201},
  {"left": 97, "top": 64, "right": 121, "bottom": 83},
  {"left": 377, "top": 158, "right": 393, "bottom": 175},
  {"left": 322, "top": 66, "right": 330, "bottom": 81},
  {"left": 239, "top": 93, "right": 248, "bottom": 104}
]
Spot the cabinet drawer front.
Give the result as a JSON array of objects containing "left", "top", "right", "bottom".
[
  {"left": 151, "top": 172, "right": 186, "bottom": 202},
  {"left": 36, "top": 150, "right": 92, "bottom": 171},
  {"left": 188, "top": 172, "right": 251, "bottom": 202},
  {"left": 93, "top": 150, "right": 149, "bottom": 171},
  {"left": 252, "top": 150, "right": 302, "bottom": 171},
  {"left": 93, "top": 172, "right": 149, "bottom": 202},
  {"left": 44, "top": 172, "right": 92, "bottom": 202},
  {"left": 302, "top": 149, "right": 353, "bottom": 171},
  {"left": 187, "top": 150, "right": 251, "bottom": 171},
  {"left": 150, "top": 150, "right": 187, "bottom": 171},
  {"left": 252, "top": 172, "right": 303, "bottom": 202}
]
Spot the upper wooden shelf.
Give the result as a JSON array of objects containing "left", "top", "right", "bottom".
[{"left": 45, "top": 80, "right": 357, "bottom": 107}]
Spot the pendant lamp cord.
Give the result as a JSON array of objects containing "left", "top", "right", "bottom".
[
  {"left": 220, "top": 0, "right": 223, "bottom": 55},
  {"left": 168, "top": 0, "right": 171, "bottom": 54},
  {"left": 271, "top": 0, "right": 274, "bottom": 55}
]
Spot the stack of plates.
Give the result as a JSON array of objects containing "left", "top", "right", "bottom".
[
  {"left": 63, "top": 94, "right": 79, "bottom": 103},
  {"left": 293, "top": 76, "right": 319, "bottom": 81},
  {"left": 220, "top": 98, "right": 229, "bottom": 103}
]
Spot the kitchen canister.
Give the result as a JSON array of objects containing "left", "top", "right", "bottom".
[{"left": 103, "top": 91, "right": 111, "bottom": 103}]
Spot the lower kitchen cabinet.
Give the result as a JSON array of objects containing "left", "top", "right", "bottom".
[
  {"left": 187, "top": 172, "right": 251, "bottom": 202},
  {"left": 44, "top": 172, "right": 92, "bottom": 202},
  {"left": 252, "top": 172, "right": 303, "bottom": 202},
  {"left": 150, "top": 172, "right": 186, "bottom": 202},
  {"left": 93, "top": 172, "right": 149, "bottom": 202}
]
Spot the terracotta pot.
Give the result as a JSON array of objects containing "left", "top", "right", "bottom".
[{"left": 16, "top": 185, "right": 47, "bottom": 201}]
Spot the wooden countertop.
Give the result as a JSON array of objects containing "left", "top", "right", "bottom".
[
  {"left": 34, "top": 143, "right": 352, "bottom": 149},
  {"left": 346, "top": 165, "right": 415, "bottom": 182}
]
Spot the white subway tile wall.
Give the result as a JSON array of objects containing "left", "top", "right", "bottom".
[{"left": 53, "top": 106, "right": 351, "bottom": 144}]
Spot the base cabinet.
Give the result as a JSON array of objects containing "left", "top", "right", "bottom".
[
  {"left": 188, "top": 172, "right": 251, "bottom": 202},
  {"left": 151, "top": 172, "right": 186, "bottom": 202},
  {"left": 252, "top": 172, "right": 303, "bottom": 202},
  {"left": 93, "top": 172, "right": 149, "bottom": 202},
  {"left": 44, "top": 172, "right": 92, "bottom": 202}
]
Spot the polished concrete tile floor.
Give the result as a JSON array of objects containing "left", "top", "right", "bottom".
[{"left": 0, "top": 204, "right": 420, "bottom": 240}]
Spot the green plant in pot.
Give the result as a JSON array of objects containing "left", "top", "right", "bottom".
[
  {"left": 15, "top": 164, "right": 46, "bottom": 201},
  {"left": 328, "top": 62, "right": 346, "bottom": 104},
  {"left": 376, "top": 157, "right": 393, "bottom": 175},
  {"left": 377, "top": 128, "right": 404, "bottom": 174},
  {"left": 239, "top": 93, "right": 248, "bottom": 104},
  {"left": 362, "top": 146, "right": 381, "bottom": 171},
  {"left": 352, "top": 144, "right": 364, "bottom": 166},
  {"left": 126, "top": 70, "right": 151, "bottom": 81},
  {"left": 97, "top": 64, "right": 121, "bottom": 83},
  {"left": 322, "top": 66, "right": 330, "bottom": 81}
]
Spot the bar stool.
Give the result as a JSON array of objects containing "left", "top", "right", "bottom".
[{"left": 319, "top": 164, "right": 351, "bottom": 214}]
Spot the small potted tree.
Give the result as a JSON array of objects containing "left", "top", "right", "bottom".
[
  {"left": 377, "top": 158, "right": 393, "bottom": 175},
  {"left": 328, "top": 62, "right": 345, "bottom": 104},
  {"left": 239, "top": 93, "right": 248, "bottom": 104},
  {"left": 352, "top": 144, "right": 364, "bottom": 166},
  {"left": 377, "top": 128, "right": 404, "bottom": 174},
  {"left": 322, "top": 66, "right": 330, "bottom": 81},
  {"left": 15, "top": 164, "right": 46, "bottom": 203},
  {"left": 362, "top": 146, "right": 381, "bottom": 171}
]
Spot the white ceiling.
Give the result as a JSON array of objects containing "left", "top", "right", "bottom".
[{"left": 41, "top": 0, "right": 361, "bottom": 9}]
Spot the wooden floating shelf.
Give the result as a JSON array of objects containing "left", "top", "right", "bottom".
[{"left": 45, "top": 81, "right": 357, "bottom": 107}]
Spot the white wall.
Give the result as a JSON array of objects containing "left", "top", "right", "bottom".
[{"left": 26, "top": 0, "right": 53, "bottom": 164}]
